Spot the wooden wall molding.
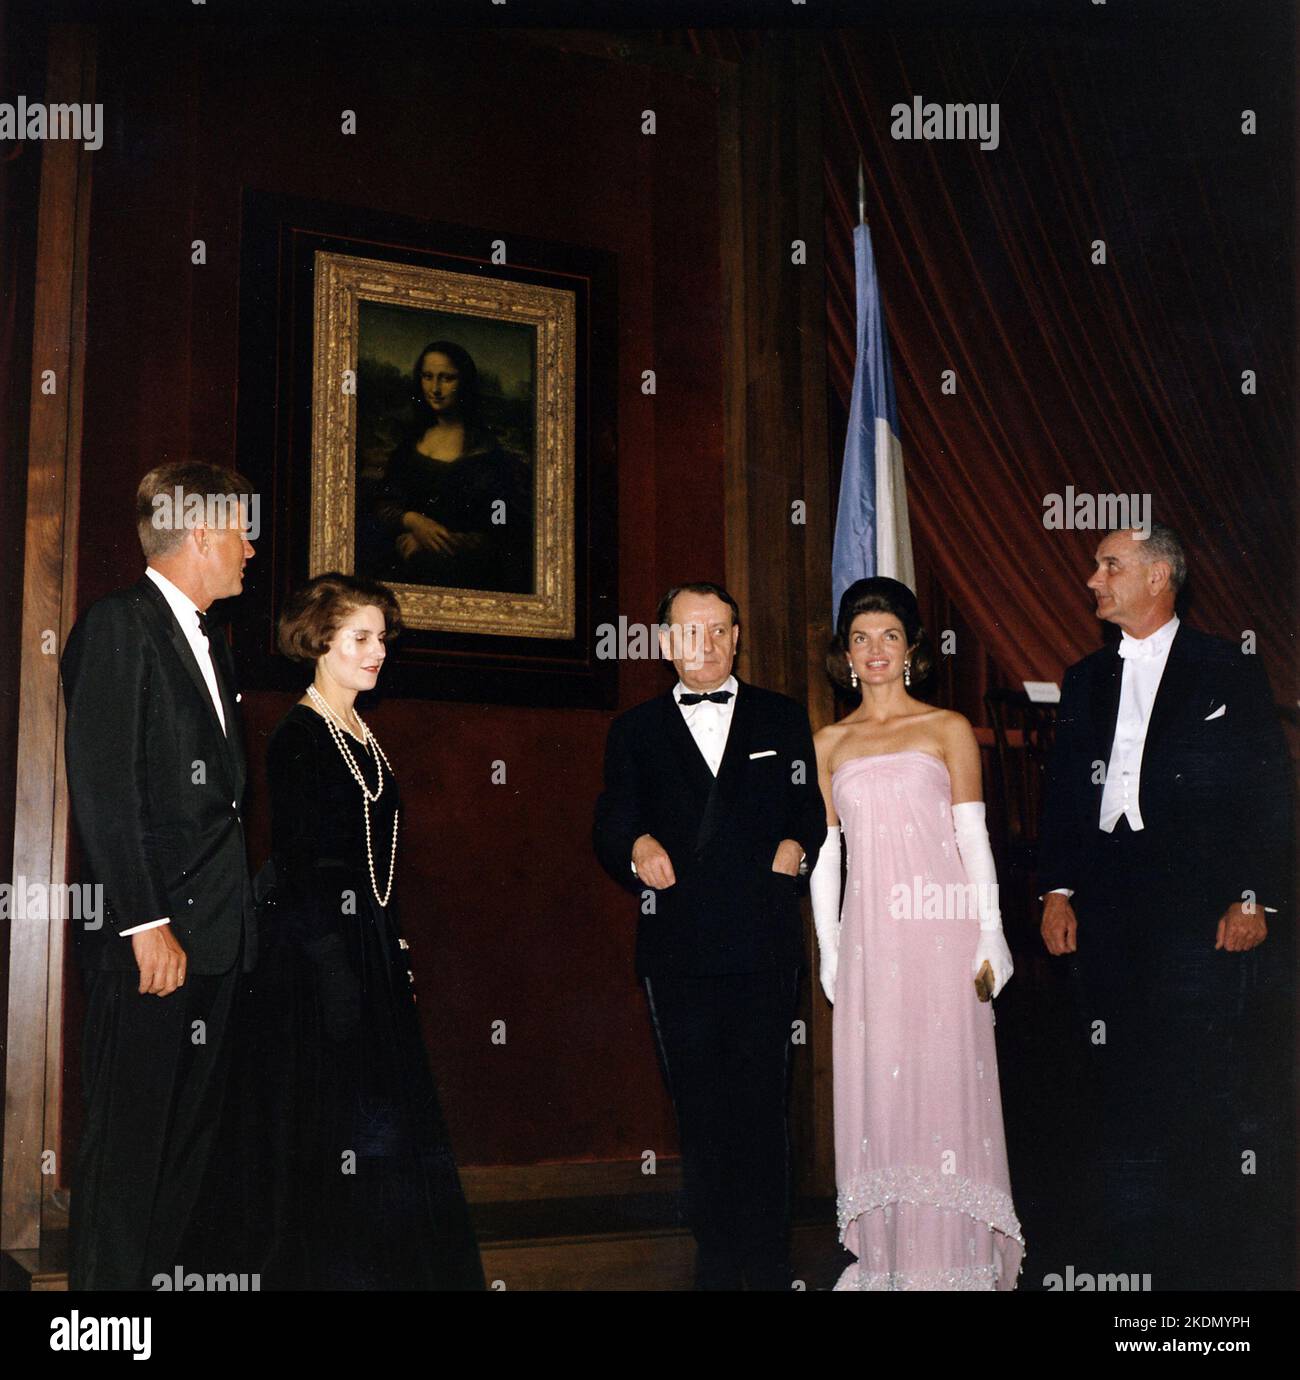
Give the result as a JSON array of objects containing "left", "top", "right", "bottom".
[
  {"left": 722, "top": 34, "right": 835, "bottom": 1197},
  {"left": 1, "top": 23, "right": 94, "bottom": 1254},
  {"left": 459, "top": 1157, "right": 682, "bottom": 1203}
]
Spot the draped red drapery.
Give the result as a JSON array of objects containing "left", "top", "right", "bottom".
[{"left": 819, "top": 19, "right": 1295, "bottom": 702}]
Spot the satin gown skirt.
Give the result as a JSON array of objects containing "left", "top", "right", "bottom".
[{"left": 831, "top": 752, "right": 1024, "bottom": 1290}]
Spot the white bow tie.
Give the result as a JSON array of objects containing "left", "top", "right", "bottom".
[{"left": 1118, "top": 636, "right": 1164, "bottom": 660}]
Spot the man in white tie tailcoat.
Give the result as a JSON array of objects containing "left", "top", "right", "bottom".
[{"left": 1038, "top": 524, "right": 1291, "bottom": 1290}]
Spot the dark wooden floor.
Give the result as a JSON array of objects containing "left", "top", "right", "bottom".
[
  {"left": 473, "top": 1193, "right": 849, "bottom": 1291},
  {"left": 3, "top": 1196, "right": 850, "bottom": 1292}
]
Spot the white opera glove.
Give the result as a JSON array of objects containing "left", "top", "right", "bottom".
[
  {"left": 951, "top": 801, "right": 1013, "bottom": 998},
  {"left": 809, "top": 825, "right": 843, "bottom": 1004}
]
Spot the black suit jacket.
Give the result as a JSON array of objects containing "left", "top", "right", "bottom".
[
  {"left": 593, "top": 679, "right": 826, "bottom": 978},
  {"left": 61, "top": 575, "right": 256, "bottom": 975},
  {"left": 1038, "top": 623, "right": 1292, "bottom": 922}
]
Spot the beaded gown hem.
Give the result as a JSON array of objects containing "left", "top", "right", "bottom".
[
  {"left": 834, "top": 1165, "right": 1025, "bottom": 1291},
  {"left": 835, "top": 1263, "right": 1006, "bottom": 1292},
  {"left": 836, "top": 1165, "right": 1024, "bottom": 1244}
]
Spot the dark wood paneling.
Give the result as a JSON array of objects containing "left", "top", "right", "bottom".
[
  {"left": 2, "top": 23, "right": 94, "bottom": 1253},
  {"left": 724, "top": 35, "right": 834, "bottom": 1198}
]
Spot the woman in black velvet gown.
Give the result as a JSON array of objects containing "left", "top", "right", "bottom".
[{"left": 248, "top": 572, "right": 483, "bottom": 1290}]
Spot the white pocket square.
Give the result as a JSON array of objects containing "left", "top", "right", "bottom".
[
  {"left": 749, "top": 749, "right": 777, "bottom": 759},
  {"left": 1204, "top": 704, "right": 1226, "bottom": 721}
]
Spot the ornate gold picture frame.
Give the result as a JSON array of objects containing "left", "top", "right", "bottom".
[
  {"left": 309, "top": 251, "right": 576, "bottom": 638},
  {"left": 235, "top": 191, "right": 617, "bottom": 708}
]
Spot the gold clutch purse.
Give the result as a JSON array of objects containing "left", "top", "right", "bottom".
[{"left": 974, "top": 960, "right": 994, "bottom": 1003}]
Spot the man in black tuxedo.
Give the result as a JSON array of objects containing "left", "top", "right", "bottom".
[
  {"left": 61, "top": 461, "right": 258, "bottom": 1290},
  {"left": 1038, "top": 524, "right": 1291, "bottom": 1289},
  {"left": 594, "top": 583, "right": 826, "bottom": 1290}
]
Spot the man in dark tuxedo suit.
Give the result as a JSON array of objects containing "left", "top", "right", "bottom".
[
  {"left": 1038, "top": 524, "right": 1291, "bottom": 1289},
  {"left": 594, "top": 583, "right": 826, "bottom": 1290},
  {"left": 61, "top": 461, "right": 258, "bottom": 1290}
]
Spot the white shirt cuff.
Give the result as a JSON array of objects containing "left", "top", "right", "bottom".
[
  {"left": 119, "top": 917, "right": 171, "bottom": 936},
  {"left": 1041, "top": 888, "right": 1074, "bottom": 900}
]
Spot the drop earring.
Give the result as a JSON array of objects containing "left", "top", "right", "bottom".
[
  {"left": 849, "top": 665, "right": 858, "bottom": 689},
  {"left": 904, "top": 659, "right": 912, "bottom": 688}
]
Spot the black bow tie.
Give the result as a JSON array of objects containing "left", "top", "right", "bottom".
[
  {"left": 679, "top": 689, "right": 734, "bottom": 705},
  {"left": 195, "top": 610, "right": 211, "bottom": 640}
]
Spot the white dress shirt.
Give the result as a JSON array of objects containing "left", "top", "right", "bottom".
[
  {"left": 1098, "top": 615, "right": 1179, "bottom": 833},
  {"left": 674, "top": 673, "right": 739, "bottom": 776},
  {"left": 146, "top": 566, "right": 227, "bottom": 735},
  {"left": 121, "top": 569, "right": 228, "bottom": 937},
  {"left": 1047, "top": 616, "right": 1178, "bottom": 901},
  {"left": 629, "top": 675, "right": 739, "bottom": 879}
]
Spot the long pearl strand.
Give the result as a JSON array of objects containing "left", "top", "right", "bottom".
[{"left": 307, "top": 684, "right": 398, "bottom": 909}]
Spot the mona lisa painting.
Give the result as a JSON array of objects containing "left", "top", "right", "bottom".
[
  {"left": 235, "top": 191, "right": 617, "bottom": 707},
  {"left": 356, "top": 323, "right": 534, "bottom": 596},
  {"left": 310, "top": 250, "right": 577, "bottom": 639}
]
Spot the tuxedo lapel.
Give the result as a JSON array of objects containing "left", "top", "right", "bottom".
[
  {"left": 136, "top": 577, "right": 239, "bottom": 789},
  {"left": 660, "top": 690, "right": 719, "bottom": 803},
  {"left": 208, "top": 629, "right": 247, "bottom": 795},
  {"left": 1089, "top": 646, "right": 1123, "bottom": 759},
  {"left": 695, "top": 680, "right": 754, "bottom": 855},
  {"left": 1143, "top": 624, "right": 1198, "bottom": 753},
  {"left": 715, "top": 678, "right": 754, "bottom": 778}
]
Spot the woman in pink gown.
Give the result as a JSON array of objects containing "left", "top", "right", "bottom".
[{"left": 811, "top": 578, "right": 1024, "bottom": 1290}]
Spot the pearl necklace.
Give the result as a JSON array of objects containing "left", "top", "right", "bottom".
[{"left": 306, "top": 685, "right": 398, "bottom": 909}]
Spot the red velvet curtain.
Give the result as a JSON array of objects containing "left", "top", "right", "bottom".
[{"left": 820, "top": 17, "right": 1295, "bottom": 703}]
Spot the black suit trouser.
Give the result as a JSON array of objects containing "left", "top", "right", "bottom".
[
  {"left": 70, "top": 958, "right": 240, "bottom": 1291},
  {"left": 1067, "top": 820, "right": 1272, "bottom": 1289},
  {"left": 645, "top": 967, "right": 799, "bottom": 1290}
]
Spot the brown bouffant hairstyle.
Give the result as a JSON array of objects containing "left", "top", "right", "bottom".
[
  {"left": 277, "top": 573, "right": 404, "bottom": 664},
  {"left": 827, "top": 576, "right": 933, "bottom": 693},
  {"left": 136, "top": 461, "right": 254, "bottom": 560}
]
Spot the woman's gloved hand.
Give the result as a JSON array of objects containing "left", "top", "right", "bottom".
[
  {"left": 952, "top": 801, "right": 1013, "bottom": 998},
  {"left": 810, "top": 824, "right": 843, "bottom": 1003}
]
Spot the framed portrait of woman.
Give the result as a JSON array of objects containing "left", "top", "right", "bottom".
[
  {"left": 235, "top": 191, "right": 618, "bottom": 707},
  {"left": 315, "top": 257, "right": 572, "bottom": 637},
  {"left": 349, "top": 303, "right": 542, "bottom": 612}
]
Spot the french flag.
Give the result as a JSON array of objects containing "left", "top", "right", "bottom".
[{"left": 831, "top": 222, "right": 915, "bottom": 614}]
